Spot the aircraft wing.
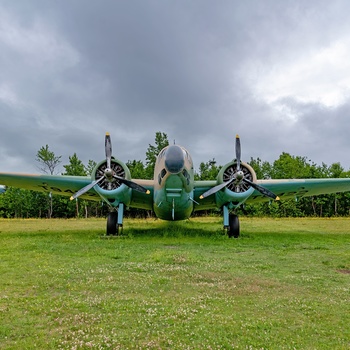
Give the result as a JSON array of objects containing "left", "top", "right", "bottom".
[
  {"left": 0, "top": 172, "right": 154, "bottom": 209},
  {"left": 193, "top": 180, "right": 218, "bottom": 210},
  {"left": 193, "top": 178, "right": 350, "bottom": 210},
  {"left": 128, "top": 179, "right": 154, "bottom": 210},
  {"left": 247, "top": 178, "right": 350, "bottom": 204},
  {"left": 0, "top": 172, "right": 100, "bottom": 200}
]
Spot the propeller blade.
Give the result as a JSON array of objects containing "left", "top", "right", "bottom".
[
  {"left": 236, "top": 134, "right": 241, "bottom": 171},
  {"left": 105, "top": 132, "right": 112, "bottom": 169},
  {"left": 113, "top": 175, "right": 150, "bottom": 194},
  {"left": 70, "top": 176, "right": 104, "bottom": 200},
  {"left": 199, "top": 177, "right": 235, "bottom": 199},
  {"left": 243, "top": 178, "right": 280, "bottom": 200}
]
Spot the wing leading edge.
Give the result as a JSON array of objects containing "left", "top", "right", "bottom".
[
  {"left": 247, "top": 178, "right": 350, "bottom": 203},
  {"left": 0, "top": 172, "right": 99, "bottom": 200}
]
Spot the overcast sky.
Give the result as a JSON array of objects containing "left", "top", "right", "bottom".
[{"left": 1, "top": 0, "right": 350, "bottom": 175}]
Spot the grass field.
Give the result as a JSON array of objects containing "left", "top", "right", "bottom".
[{"left": 0, "top": 217, "right": 349, "bottom": 349}]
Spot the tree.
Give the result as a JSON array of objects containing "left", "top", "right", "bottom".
[
  {"left": 36, "top": 145, "right": 62, "bottom": 218},
  {"left": 63, "top": 153, "right": 87, "bottom": 176},
  {"left": 249, "top": 157, "right": 273, "bottom": 179},
  {"left": 1, "top": 187, "right": 26, "bottom": 218},
  {"left": 326, "top": 162, "right": 348, "bottom": 216},
  {"left": 328, "top": 162, "right": 344, "bottom": 178},
  {"left": 271, "top": 153, "right": 317, "bottom": 179},
  {"left": 145, "top": 132, "right": 169, "bottom": 179},
  {"left": 126, "top": 160, "right": 146, "bottom": 178},
  {"left": 85, "top": 160, "right": 97, "bottom": 176},
  {"left": 0, "top": 187, "right": 48, "bottom": 218},
  {"left": 36, "top": 145, "right": 62, "bottom": 175},
  {"left": 195, "top": 159, "right": 221, "bottom": 180}
]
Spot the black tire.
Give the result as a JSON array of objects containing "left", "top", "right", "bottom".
[
  {"left": 228, "top": 214, "right": 240, "bottom": 238},
  {"left": 106, "top": 212, "right": 118, "bottom": 235}
]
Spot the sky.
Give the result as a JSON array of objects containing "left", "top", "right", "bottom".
[{"left": 1, "top": 0, "right": 350, "bottom": 175}]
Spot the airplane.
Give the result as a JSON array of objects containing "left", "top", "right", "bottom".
[{"left": 1, "top": 132, "right": 350, "bottom": 237}]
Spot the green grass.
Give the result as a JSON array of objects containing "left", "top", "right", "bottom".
[{"left": 0, "top": 217, "right": 349, "bottom": 349}]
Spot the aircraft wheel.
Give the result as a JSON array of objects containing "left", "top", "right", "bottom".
[
  {"left": 106, "top": 212, "right": 118, "bottom": 235},
  {"left": 228, "top": 214, "right": 240, "bottom": 238}
]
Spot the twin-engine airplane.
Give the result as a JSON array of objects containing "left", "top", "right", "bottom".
[{"left": 1, "top": 133, "right": 350, "bottom": 237}]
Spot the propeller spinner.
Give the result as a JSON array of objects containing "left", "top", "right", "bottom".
[
  {"left": 70, "top": 133, "right": 150, "bottom": 201},
  {"left": 200, "top": 135, "right": 279, "bottom": 201}
]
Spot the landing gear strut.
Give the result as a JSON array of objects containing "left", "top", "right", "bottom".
[
  {"left": 223, "top": 205, "right": 240, "bottom": 238},
  {"left": 106, "top": 203, "right": 124, "bottom": 235}
]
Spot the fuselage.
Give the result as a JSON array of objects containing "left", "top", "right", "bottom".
[{"left": 153, "top": 144, "right": 194, "bottom": 220}]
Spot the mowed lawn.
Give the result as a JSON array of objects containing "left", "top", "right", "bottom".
[{"left": 0, "top": 217, "right": 349, "bottom": 349}]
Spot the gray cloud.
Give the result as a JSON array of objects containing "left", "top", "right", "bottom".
[{"left": 1, "top": 0, "right": 350, "bottom": 175}]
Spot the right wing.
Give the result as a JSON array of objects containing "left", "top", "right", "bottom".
[
  {"left": 0, "top": 172, "right": 155, "bottom": 210},
  {"left": 0, "top": 172, "right": 99, "bottom": 201}
]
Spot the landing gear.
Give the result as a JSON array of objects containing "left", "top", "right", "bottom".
[
  {"left": 106, "top": 212, "right": 118, "bottom": 235},
  {"left": 106, "top": 203, "right": 124, "bottom": 235},
  {"left": 223, "top": 205, "right": 240, "bottom": 238},
  {"left": 227, "top": 213, "right": 240, "bottom": 238}
]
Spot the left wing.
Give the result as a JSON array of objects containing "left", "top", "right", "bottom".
[
  {"left": 193, "top": 177, "right": 350, "bottom": 209},
  {"left": 194, "top": 135, "right": 350, "bottom": 210},
  {"left": 248, "top": 178, "right": 350, "bottom": 203}
]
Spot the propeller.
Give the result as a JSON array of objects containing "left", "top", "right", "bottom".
[
  {"left": 200, "top": 135, "right": 279, "bottom": 201},
  {"left": 235, "top": 134, "right": 241, "bottom": 171},
  {"left": 70, "top": 177, "right": 104, "bottom": 201},
  {"left": 243, "top": 178, "right": 279, "bottom": 200},
  {"left": 105, "top": 132, "right": 112, "bottom": 170},
  {"left": 70, "top": 133, "right": 150, "bottom": 201}
]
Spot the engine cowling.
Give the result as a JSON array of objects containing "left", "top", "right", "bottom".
[
  {"left": 215, "top": 160, "right": 257, "bottom": 208},
  {"left": 91, "top": 158, "right": 132, "bottom": 206},
  {"left": 198, "top": 135, "right": 278, "bottom": 206},
  {"left": 219, "top": 161, "right": 257, "bottom": 193},
  {"left": 69, "top": 133, "right": 150, "bottom": 204}
]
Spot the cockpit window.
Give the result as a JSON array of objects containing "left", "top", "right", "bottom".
[
  {"left": 158, "top": 168, "right": 167, "bottom": 185},
  {"left": 182, "top": 148, "right": 193, "bottom": 168},
  {"left": 183, "top": 169, "right": 190, "bottom": 185},
  {"left": 159, "top": 148, "right": 167, "bottom": 158}
]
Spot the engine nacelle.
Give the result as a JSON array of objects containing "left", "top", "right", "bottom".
[
  {"left": 215, "top": 160, "right": 257, "bottom": 208},
  {"left": 91, "top": 158, "right": 132, "bottom": 207}
]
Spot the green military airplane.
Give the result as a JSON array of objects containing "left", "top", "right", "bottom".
[{"left": 1, "top": 133, "right": 350, "bottom": 237}]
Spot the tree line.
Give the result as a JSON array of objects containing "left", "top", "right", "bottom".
[{"left": 1, "top": 132, "right": 350, "bottom": 218}]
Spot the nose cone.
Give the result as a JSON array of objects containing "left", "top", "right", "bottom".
[{"left": 165, "top": 145, "right": 185, "bottom": 174}]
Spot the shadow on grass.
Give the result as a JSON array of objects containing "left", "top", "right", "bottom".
[{"left": 122, "top": 220, "right": 228, "bottom": 239}]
